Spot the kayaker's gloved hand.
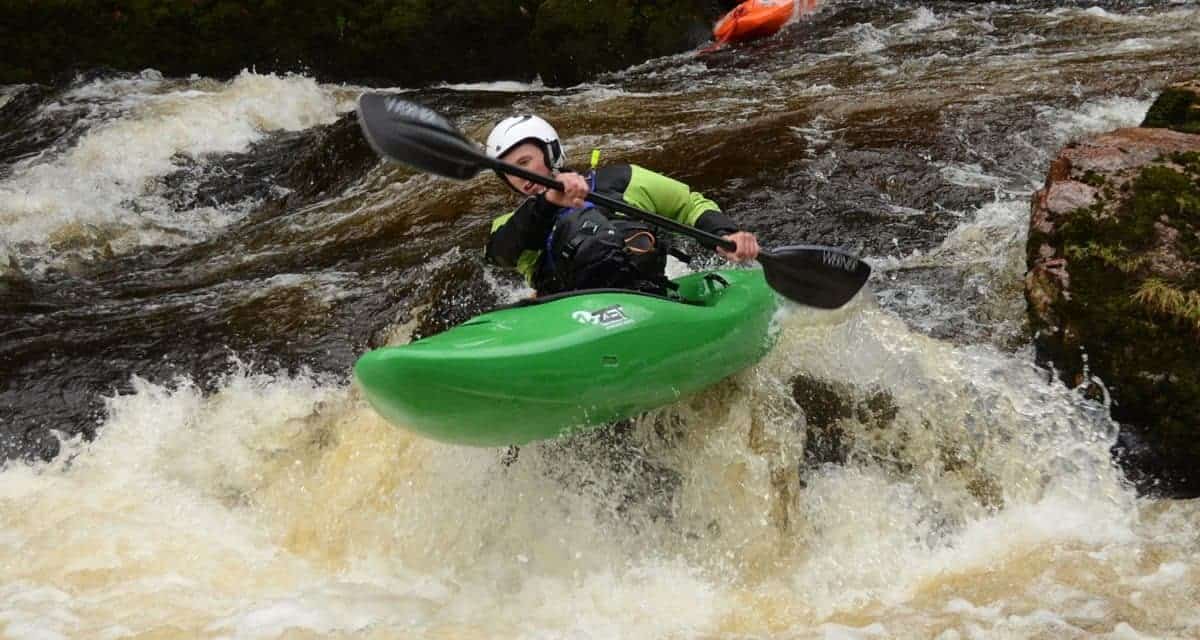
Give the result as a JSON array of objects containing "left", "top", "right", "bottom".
[
  {"left": 718, "top": 231, "right": 760, "bottom": 262},
  {"left": 543, "top": 171, "right": 590, "bottom": 209}
]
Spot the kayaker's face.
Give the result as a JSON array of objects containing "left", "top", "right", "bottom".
[{"left": 500, "top": 142, "right": 551, "bottom": 196}]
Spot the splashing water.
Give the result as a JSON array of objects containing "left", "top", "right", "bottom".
[{"left": 2, "top": 1, "right": 1200, "bottom": 637}]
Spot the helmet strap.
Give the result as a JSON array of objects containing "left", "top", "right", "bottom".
[{"left": 546, "top": 140, "right": 562, "bottom": 169}]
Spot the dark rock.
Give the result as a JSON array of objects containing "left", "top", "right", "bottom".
[
  {"left": 792, "top": 374, "right": 898, "bottom": 468},
  {"left": 411, "top": 258, "right": 501, "bottom": 341},
  {"left": 276, "top": 114, "right": 379, "bottom": 207},
  {"left": 0, "top": 83, "right": 60, "bottom": 173},
  {"left": 793, "top": 375, "right": 855, "bottom": 465},
  {"left": 1025, "top": 82, "right": 1200, "bottom": 497},
  {"left": 0, "top": 252, "right": 33, "bottom": 305}
]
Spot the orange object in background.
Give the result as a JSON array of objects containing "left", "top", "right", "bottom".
[{"left": 712, "top": 0, "right": 818, "bottom": 45}]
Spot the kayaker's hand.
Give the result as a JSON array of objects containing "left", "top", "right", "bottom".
[
  {"left": 544, "top": 172, "right": 590, "bottom": 209},
  {"left": 718, "top": 231, "right": 760, "bottom": 262}
]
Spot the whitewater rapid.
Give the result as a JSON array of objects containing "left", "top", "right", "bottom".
[{"left": 2, "top": 1, "right": 1199, "bottom": 638}]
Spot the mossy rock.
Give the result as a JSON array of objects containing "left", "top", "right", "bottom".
[
  {"left": 1142, "top": 80, "right": 1200, "bottom": 135},
  {"left": 1033, "top": 152, "right": 1200, "bottom": 495}
]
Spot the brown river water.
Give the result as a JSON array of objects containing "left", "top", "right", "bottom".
[{"left": 1, "top": 1, "right": 1198, "bottom": 637}]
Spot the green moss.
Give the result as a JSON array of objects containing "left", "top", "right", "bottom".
[
  {"left": 1060, "top": 258, "right": 1200, "bottom": 447},
  {"left": 1064, "top": 242, "right": 1146, "bottom": 273},
  {"left": 1044, "top": 160, "right": 1200, "bottom": 465},
  {"left": 1051, "top": 163, "right": 1200, "bottom": 458},
  {"left": 1080, "top": 170, "right": 1107, "bottom": 188},
  {"left": 1179, "top": 151, "right": 1200, "bottom": 164},
  {"left": 1057, "top": 192, "right": 1153, "bottom": 261},
  {"left": 1132, "top": 278, "right": 1200, "bottom": 331},
  {"left": 1131, "top": 165, "right": 1193, "bottom": 219},
  {"left": 1142, "top": 87, "right": 1200, "bottom": 134},
  {"left": 1057, "top": 166, "right": 1197, "bottom": 266}
]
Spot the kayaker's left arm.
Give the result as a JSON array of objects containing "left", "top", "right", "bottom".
[{"left": 608, "top": 164, "right": 759, "bottom": 261}]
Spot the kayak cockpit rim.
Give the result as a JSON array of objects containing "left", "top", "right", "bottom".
[{"left": 497, "top": 273, "right": 733, "bottom": 311}]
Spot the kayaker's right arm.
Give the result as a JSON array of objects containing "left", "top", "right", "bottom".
[
  {"left": 620, "top": 164, "right": 757, "bottom": 261},
  {"left": 618, "top": 164, "right": 739, "bottom": 237},
  {"left": 485, "top": 195, "right": 559, "bottom": 268}
]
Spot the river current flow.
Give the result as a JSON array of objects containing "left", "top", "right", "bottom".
[{"left": 1, "top": 1, "right": 1198, "bottom": 637}]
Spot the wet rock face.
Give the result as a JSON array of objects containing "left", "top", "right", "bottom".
[
  {"left": 791, "top": 375, "right": 898, "bottom": 469},
  {"left": 1025, "top": 80, "right": 1200, "bottom": 497},
  {"left": 0, "top": 112, "right": 389, "bottom": 464}
]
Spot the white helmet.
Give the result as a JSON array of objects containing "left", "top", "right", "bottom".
[{"left": 485, "top": 115, "right": 565, "bottom": 170}]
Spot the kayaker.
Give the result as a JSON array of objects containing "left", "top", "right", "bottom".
[{"left": 484, "top": 114, "right": 760, "bottom": 295}]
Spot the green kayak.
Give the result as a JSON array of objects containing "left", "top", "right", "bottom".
[{"left": 354, "top": 268, "right": 778, "bottom": 446}]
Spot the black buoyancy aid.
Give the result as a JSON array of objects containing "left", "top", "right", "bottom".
[{"left": 537, "top": 174, "right": 671, "bottom": 294}]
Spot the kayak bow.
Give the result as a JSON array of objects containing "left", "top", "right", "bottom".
[{"left": 355, "top": 269, "right": 777, "bottom": 446}]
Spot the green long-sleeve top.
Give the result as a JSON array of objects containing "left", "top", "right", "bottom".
[{"left": 486, "top": 163, "right": 737, "bottom": 289}]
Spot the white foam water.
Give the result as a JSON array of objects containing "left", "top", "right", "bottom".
[
  {"left": 3, "top": 298, "right": 1194, "bottom": 638},
  {"left": 0, "top": 71, "right": 345, "bottom": 268},
  {"left": 4, "top": 2, "right": 1200, "bottom": 637}
]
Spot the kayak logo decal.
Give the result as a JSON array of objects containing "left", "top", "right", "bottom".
[{"left": 572, "top": 305, "right": 632, "bottom": 329}]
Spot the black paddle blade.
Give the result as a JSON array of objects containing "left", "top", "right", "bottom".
[
  {"left": 356, "top": 93, "right": 484, "bottom": 180},
  {"left": 758, "top": 245, "right": 872, "bottom": 309}
]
